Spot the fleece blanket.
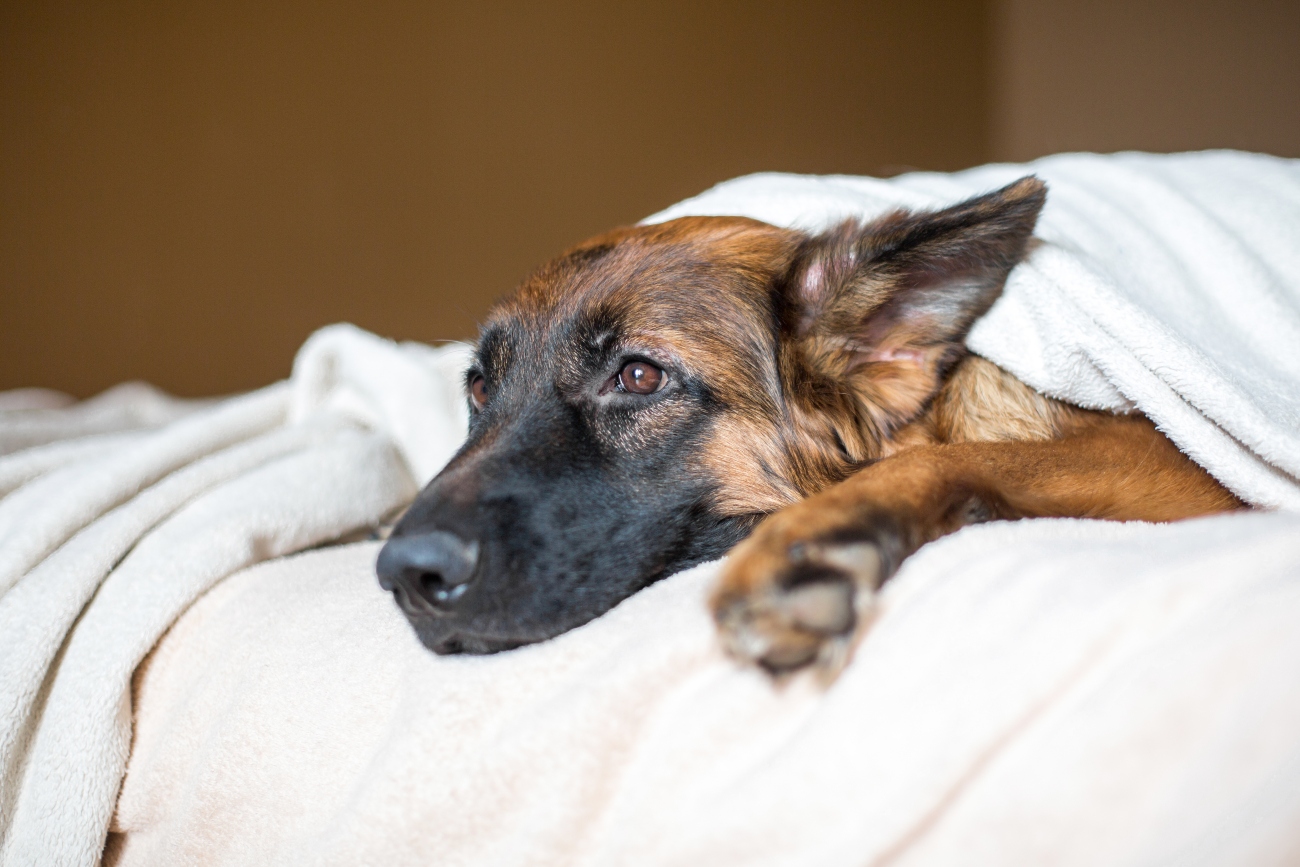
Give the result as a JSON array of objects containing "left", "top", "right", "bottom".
[
  {"left": 108, "top": 512, "right": 1300, "bottom": 867},
  {"left": 0, "top": 327, "right": 470, "bottom": 866},
  {"left": 0, "top": 150, "right": 1297, "bottom": 865}
]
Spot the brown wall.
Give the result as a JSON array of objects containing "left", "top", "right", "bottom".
[
  {"left": 0, "top": 0, "right": 991, "bottom": 397},
  {"left": 993, "top": 0, "right": 1300, "bottom": 161},
  {"left": 5, "top": 1, "right": 1298, "bottom": 399}
]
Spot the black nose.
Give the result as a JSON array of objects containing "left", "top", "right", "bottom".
[{"left": 376, "top": 531, "right": 480, "bottom": 614}]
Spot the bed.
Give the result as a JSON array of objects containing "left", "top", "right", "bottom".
[{"left": 3, "top": 150, "right": 1299, "bottom": 866}]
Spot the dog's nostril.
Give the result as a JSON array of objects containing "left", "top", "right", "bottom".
[
  {"left": 376, "top": 531, "right": 480, "bottom": 614},
  {"left": 419, "top": 572, "right": 470, "bottom": 605}
]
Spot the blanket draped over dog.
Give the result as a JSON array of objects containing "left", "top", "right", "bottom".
[
  {"left": 647, "top": 150, "right": 1300, "bottom": 509},
  {"left": 1, "top": 151, "right": 1298, "bottom": 865}
]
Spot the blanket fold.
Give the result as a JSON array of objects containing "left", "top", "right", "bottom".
[{"left": 0, "top": 330, "right": 467, "bottom": 866}]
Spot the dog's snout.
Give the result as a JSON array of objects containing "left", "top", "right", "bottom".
[{"left": 376, "top": 531, "right": 480, "bottom": 614}]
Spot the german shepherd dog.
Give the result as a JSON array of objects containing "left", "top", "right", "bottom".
[{"left": 376, "top": 177, "right": 1241, "bottom": 674}]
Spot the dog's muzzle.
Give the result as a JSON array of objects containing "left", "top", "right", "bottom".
[{"left": 376, "top": 531, "right": 480, "bottom": 616}]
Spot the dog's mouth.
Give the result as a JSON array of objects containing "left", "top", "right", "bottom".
[
  {"left": 377, "top": 502, "right": 756, "bottom": 656},
  {"left": 425, "top": 634, "right": 525, "bottom": 656},
  {"left": 403, "top": 611, "right": 544, "bottom": 656}
]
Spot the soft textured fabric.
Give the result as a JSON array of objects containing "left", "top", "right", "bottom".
[
  {"left": 647, "top": 150, "right": 1300, "bottom": 509},
  {"left": 0, "top": 382, "right": 207, "bottom": 459},
  {"left": 0, "top": 327, "right": 469, "bottom": 867},
  {"left": 2, "top": 151, "right": 1299, "bottom": 865},
  {"left": 109, "top": 513, "right": 1300, "bottom": 867}
]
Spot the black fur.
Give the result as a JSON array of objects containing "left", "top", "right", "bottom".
[{"left": 383, "top": 313, "right": 751, "bottom": 654}]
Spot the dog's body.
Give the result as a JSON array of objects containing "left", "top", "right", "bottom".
[{"left": 377, "top": 177, "right": 1240, "bottom": 673}]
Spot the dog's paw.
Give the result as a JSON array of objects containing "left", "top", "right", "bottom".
[{"left": 711, "top": 525, "right": 888, "bottom": 678}]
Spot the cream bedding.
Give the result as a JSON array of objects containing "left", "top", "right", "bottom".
[
  {"left": 3, "top": 150, "right": 1300, "bottom": 865},
  {"left": 108, "top": 513, "right": 1300, "bottom": 866}
]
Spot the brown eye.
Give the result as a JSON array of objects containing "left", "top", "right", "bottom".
[
  {"left": 469, "top": 375, "right": 488, "bottom": 409},
  {"left": 618, "top": 361, "right": 664, "bottom": 395}
]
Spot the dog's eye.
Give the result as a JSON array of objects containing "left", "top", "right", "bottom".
[
  {"left": 618, "top": 361, "right": 664, "bottom": 395},
  {"left": 469, "top": 375, "right": 489, "bottom": 409}
]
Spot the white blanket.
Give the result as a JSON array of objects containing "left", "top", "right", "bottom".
[
  {"left": 109, "top": 512, "right": 1300, "bottom": 866},
  {"left": 0, "top": 327, "right": 469, "bottom": 867},
  {"left": 1, "top": 151, "right": 1299, "bottom": 865}
]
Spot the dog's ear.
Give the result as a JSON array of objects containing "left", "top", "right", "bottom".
[{"left": 783, "top": 176, "right": 1046, "bottom": 443}]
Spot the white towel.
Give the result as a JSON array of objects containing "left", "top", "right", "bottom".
[{"left": 646, "top": 150, "right": 1300, "bottom": 509}]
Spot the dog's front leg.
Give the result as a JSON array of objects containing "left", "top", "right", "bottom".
[
  {"left": 709, "top": 451, "right": 978, "bottom": 675},
  {"left": 710, "top": 415, "right": 1242, "bottom": 675}
]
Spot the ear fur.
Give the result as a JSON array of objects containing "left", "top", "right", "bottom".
[{"left": 782, "top": 176, "right": 1047, "bottom": 451}]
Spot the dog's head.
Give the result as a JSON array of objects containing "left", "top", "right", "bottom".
[{"left": 377, "top": 177, "right": 1045, "bottom": 653}]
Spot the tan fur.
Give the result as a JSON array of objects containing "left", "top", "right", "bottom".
[{"left": 926, "top": 355, "right": 1069, "bottom": 444}]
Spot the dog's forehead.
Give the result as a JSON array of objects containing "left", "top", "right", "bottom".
[{"left": 481, "top": 216, "right": 798, "bottom": 372}]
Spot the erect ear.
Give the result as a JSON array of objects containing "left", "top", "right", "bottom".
[{"left": 783, "top": 176, "right": 1046, "bottom": 443}]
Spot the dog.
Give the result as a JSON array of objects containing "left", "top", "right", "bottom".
[{"left": 375, "top": 177, "right": 1241, "bottom": 674}]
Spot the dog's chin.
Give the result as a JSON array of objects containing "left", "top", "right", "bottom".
[{"left": 408, "top": 619, "right": 533, "bottom": 656}]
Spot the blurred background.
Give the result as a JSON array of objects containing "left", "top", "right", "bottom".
[{"left": 2, "top": 0, "right": 1298, "bottom": 397}]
